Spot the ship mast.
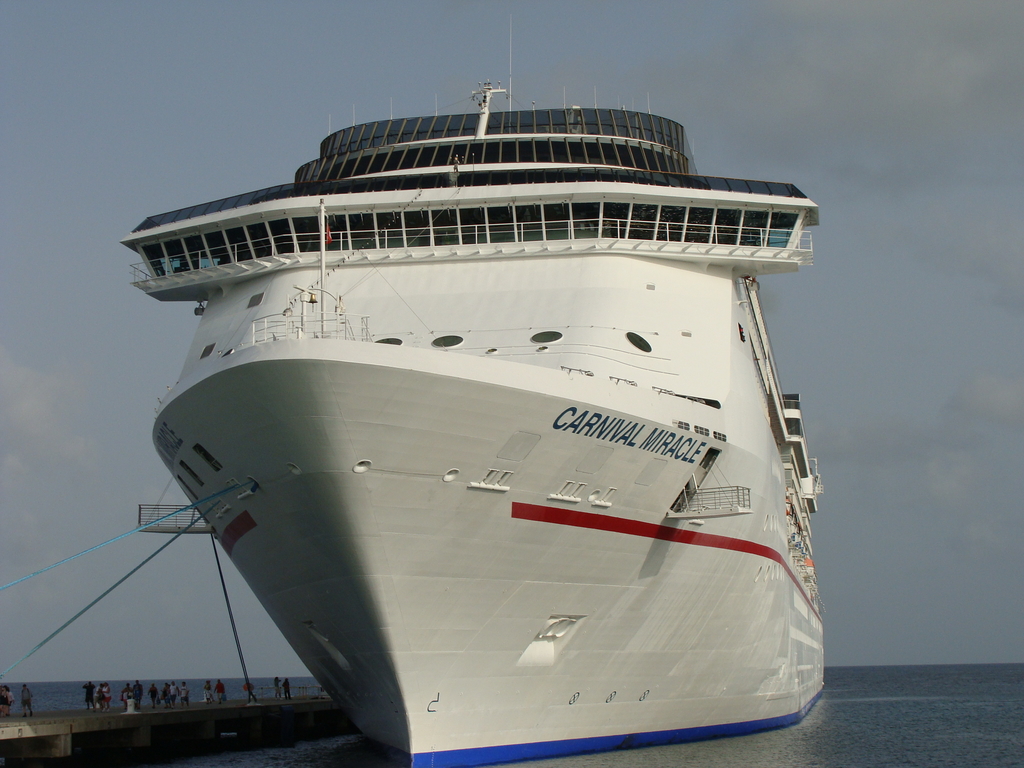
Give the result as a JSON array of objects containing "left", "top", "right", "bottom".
[{"left": 472, "top": 81, "right": 507, "bottom": 139}]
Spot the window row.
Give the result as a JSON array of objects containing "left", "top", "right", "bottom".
[
  {"left": 320, "top": 108, "right": 688, "bottom": 159},
  {"left": 134, "top": 168, "right": 808, "bottom": 232},
  {"left": 297, "top": 135, "right": 690, "bottom": 183},
  {"left": 139, "top": 203, "right": 801, "bottom": 276}
]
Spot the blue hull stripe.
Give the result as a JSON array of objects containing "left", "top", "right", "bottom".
[{"left": 408, "top": 691, "right": 822, "bottom": 768}]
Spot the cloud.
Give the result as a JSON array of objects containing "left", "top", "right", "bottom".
[
  {"left": 0, "top": 345, "right": 93, "bottom": 462},
  {"left": 950, "top": 372, "right": 1024, "bottom": 429}
]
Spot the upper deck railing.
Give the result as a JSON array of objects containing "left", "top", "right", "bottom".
[
  {"left": 246, "top": 313, "right": 372, "bottom": 345},
  {"left": 129, "top": 198, "right": 811, "bottom": 282}
]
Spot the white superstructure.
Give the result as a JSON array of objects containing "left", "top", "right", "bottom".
[{"left": 124, "top": 85, "right": 824, "bottom": 767}]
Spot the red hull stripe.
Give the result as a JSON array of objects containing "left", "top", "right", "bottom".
[
  {"left": 220, "top": 510, "right": 257, "bottom": 556},
  {"left": 510, "top": 502, "right": 819, "bottom": 620}
]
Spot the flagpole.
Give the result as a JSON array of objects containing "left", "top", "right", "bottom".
[{"left": 318, "top": 198, "right": 326, "bottom": 336}]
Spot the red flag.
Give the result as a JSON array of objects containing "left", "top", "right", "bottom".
[{"left": 325, "top": 222, "right": 334, "bottom": 246}]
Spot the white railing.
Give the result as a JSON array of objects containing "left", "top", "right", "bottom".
[
  {"left": 249, "top": 312, "right": 372, "bottom": 345},
  {"left": 130, "top": 221, "right": 813, "bottom": 282}
]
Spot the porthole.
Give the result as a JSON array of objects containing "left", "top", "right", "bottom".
[
  {"left": 530, "top": 330, "right": 563, "bottom": 344},
  {"left": 375, "top": 337, "right": 403, "bottom": 345},
  {"left": 432, "top": 335, "right": 464, "bottom": 348},
  {"left": 626, "top": 332, "right": 652, "bottom": 353}
]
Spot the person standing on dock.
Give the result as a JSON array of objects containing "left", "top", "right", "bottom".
[
  {"left": 133, "top": 680, "right": 143, "bottom": 708},
  {"left": 283, "top": 678, "right": 291, "bottom": 700},
  {"left": 180, "top": 682, "right": 190, "bottom": 707},
  {"left": 203, "top": 680, "right": 213, "bottom": 704},
  {"left": 215, "top": 679, "right": 226, "bottom": 704},
  {"left": 1, "top": 685, "right": 11, "bottom": 716},
  {"left": 171, "top": 682, "right": 180, "bottom": 708},
  {"left": 83, "top": 681, "right": 96, "bottom": 710},
  {"left": 274, "top": 676, "right": 282, "bottom": 698},
  {"left": 20, "top": 685, "right": 33, "bottom": 717},
  {"left": 120, "top": 683, "right": 132, "bottom": 711},
  {"left": 148, "top": 683, "right": 158, "bottom": 708}
]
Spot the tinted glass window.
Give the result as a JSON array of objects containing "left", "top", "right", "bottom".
[
  {"left": 460, "top": 207, "right": 485, "bottom": 244},
  {"left": 399, "top": 147, "right": 420, "bottom": 169},
  {"left": 771, "top": 211, "right": 799, "bottom": 229},
  {"left": 684, "top": 207, "right": 713, "bottom": 243},
  {"left": 572, "top": 201, "right": 600, "bottom": 239},
  {"left": 714, "top": 209, "right": 741, "bottom": 245},
  {"left": 534, "top": 141, "right": 551, "bottom": 162},
  {"left": 269, "top": 218, "right": 295, "bottom": 253},
  {"left": 500, "top": 141, "right": 517, "bottom": 163},
  {"left": 517, "top": 140, "right": 534, "bottom": 162},
  {"left": 601, "top": 202, "right": 629, "bottom": 238},
  {"left": 203, "top": 230, "right": 230, "bottom": 265},
  {"left": 433, "top": 209, "right": 459, "bottom": 245},
  {"left": 183, "top": 234, "right": 208, "bottom": 269},
  {"left": 516, "top": 204, "right": 543, "bottom": 241},
  {"left": 246, "top": 223, "right": 271, "bottom": 258},
  {"left": 658, "top": 205, "right": 686, "bottom": 241},
  {"left": 487, "top": 205, "right": 514, "bottom": 242},
  {"left": 404, "top": 210, "right": 430, "bottom": 246},
  {"left": 378, "top": 211, "right": 404, "bottom": 247},
  {"left": 142, "top": 243, "right": 167, "bottom": 276},
  {"left": 348, "top": 213, "right": 376, "bottom": 249},
  {"left": 551, "top": 140, "right": 568, "bottom": 163},
  {"left": 626, "top": 332, "right": 652, "bottom": 353},
  {"left": 226, "top": 227, "right": 252, "bottom": 261},
  {"left": 291, "top": 216, "right": 319, "bottom": 252},
  {"left": 163, "top": 239, "right": 189, "bottom": 273}
]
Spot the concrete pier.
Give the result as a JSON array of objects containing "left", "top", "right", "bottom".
[{"left": 0, "top": 697, "right": 352, "bottom": 764}]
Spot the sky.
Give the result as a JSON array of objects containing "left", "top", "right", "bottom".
[{"left": 1, "top": 0, "right": 1022, "bottom": 683}]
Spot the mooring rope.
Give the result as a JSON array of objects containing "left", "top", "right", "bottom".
[
  {"left": 210, "top": 534, "right": 257, "bottom": 703},
  {"left": 0, "top": 507, "right": 213, "bottom": 681},
  {"left": 0, "top": 483, "right": 244, "bottom": 595}
]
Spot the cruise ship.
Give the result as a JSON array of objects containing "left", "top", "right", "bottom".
[{"left": 124, "top": 83, "right": 824, "bottom": 767}]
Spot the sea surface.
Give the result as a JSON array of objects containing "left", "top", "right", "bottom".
[{"left": 3, "top": 665, "right": 1021, "bottom": 767}]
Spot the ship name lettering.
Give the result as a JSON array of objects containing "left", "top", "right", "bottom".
[{"left": 553, "top": 405, "right": 706, "bottom": 462}]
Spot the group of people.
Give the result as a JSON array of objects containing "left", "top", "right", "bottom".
[
  {"left": 83, "top": 679, "right": 238, "bottom": 710},
  {"left": 0, "top": 685, "right": 33, "bottom": 717}
]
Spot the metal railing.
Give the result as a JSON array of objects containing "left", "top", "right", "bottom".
[
  {"left": 138, "top": 504, "right": 213, "bottom": 534},
  {"left": 130, "top": 220, "right": 812, "bottom": 282},
  {"left": 670, "top": 485, "right": 751, "bottom": 517},
  {"left": 249, "top": 313, "right": 372, "bottom": 345}
]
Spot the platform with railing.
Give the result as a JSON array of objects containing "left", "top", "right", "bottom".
[
  {"left": 666, "top": 485, "right": 752, "bottom": 518},
  {"left": 138, "top": 504, "right": 213, "bottom": 534}
]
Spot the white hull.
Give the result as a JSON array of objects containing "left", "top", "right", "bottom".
[{"left": 155, "top": 323, "right": 822, "bottom": 764}]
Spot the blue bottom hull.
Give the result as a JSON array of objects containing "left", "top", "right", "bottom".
[{"left": 408, "top": 691, "right": 823, "bottom": 767}]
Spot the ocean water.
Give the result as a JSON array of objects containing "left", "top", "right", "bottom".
[{"left": 3, "top": 665, "right": 1021, "bottom": 767}]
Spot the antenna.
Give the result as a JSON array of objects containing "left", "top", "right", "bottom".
[
  {"left": 390, "top": 97, "right": 393, "bottom": 120},
  {"left": 508, "top": 13, "right": 513, "bottom": 105},
  {"left": 435, "top": 93, "right": 438, "bottom": 116},
  {"left": 563, "top": 86, "right": 566, "bottom": 109},
  {"left": 594, "top": 86, "right": 597, "bottom": 109},
  {"left": 647, "top": 92, "right": 651, "bottom": 114},
  {"left": 351, "top": 104, "right": 355, "bottom": 127}
]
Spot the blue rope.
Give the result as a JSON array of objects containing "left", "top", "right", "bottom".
[
  {"left": 0, "top": 506, "right": 211, "bottom": 680},
  {"left": 0, "top": 483, "right": 243, "bottom": 595}
]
